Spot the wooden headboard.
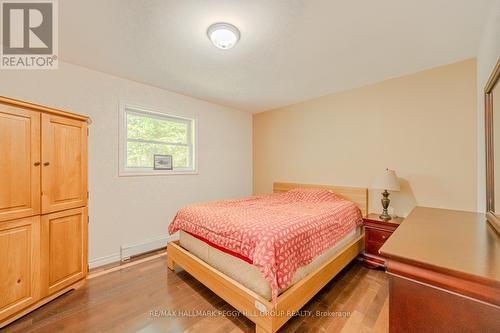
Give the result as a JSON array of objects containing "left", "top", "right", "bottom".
[{"left": 273, "top": 182, "right": 368, "bottom": 217}]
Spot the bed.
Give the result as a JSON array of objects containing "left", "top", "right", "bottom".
[{"left": 167, "top": 182, "right": 368, "bottom": 333}]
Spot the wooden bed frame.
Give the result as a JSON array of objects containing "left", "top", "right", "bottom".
[{"left": 167, "top": 182, "right": 368, "bottom": 333}]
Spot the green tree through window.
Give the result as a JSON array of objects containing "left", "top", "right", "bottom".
[{"left": 125, "top": 109, "right": 195, "bottom": 170}]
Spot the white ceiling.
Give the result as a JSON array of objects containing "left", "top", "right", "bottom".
[{"left": 60, "top": 0, "right": 493, "bottom": 112}]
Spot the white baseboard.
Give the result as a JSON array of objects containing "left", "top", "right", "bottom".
[
  {"left": 88, "top": 252, "right": 121, "bottom": 269},
  {"left": 88, "top": 233, "right": 178, "bottom": 269},
  {"left": 120, "top": 234, "right": 178, "bottom": 261}
]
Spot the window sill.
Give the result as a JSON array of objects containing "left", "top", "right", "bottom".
[{"left": 118, "top": 170, "right": 198, "bottom": 177}]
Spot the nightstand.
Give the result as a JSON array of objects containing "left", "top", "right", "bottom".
[{"left": 362, "top": 213, "right": 404, "bottom": 269}]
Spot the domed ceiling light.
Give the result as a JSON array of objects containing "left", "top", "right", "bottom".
[{"left": 207, "top": 22, "right": 240, "bottom": 50}]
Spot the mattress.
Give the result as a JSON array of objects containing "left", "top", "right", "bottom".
[
  {"left": 179, "top": 226, "right": 361, "bottom": 301},
  {"left": 169, "top": 188, "right": 363, "bottom": 302}
]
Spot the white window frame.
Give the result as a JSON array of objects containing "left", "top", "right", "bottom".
[{"left": 119, "top": 103, "right": 197, "bottom": 176}]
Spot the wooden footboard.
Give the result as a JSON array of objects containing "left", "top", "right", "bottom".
[{"left": 167, "top": 232, "right": 364, "bottom": 333}]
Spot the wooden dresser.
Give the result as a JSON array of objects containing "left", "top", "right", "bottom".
[
  {"left": 380, "top": 207, "right": 500, "bottom": 332},
  {"left": 0, "top": 96, "right": 89, "bottom": 328},
  {"left": 362, "top": 214, "right": 403, "bottom": 268}
]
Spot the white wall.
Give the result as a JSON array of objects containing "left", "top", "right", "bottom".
[
  {"left": 254, "top": 60, "right": 477, "bottom": 216},
  {"left": 0, "top": 61, "right": 253, "bottom": 266},
  {"left": 476, "top": 0, "right": 500, "bottom": 212}
]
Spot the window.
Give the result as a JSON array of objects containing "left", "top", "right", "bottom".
[{"left": 119, "top": 104, "right": 196, "bottom": 175}]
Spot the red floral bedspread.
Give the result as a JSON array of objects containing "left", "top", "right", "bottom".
[{"left": 168, "top": 188, "right": 363, "bottom": 303}]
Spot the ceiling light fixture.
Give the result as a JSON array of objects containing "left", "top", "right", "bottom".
[{"left": 207, "top": 22, "right": 240, "bottom": 50}]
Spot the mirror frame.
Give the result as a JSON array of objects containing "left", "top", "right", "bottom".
[{"left": 485, "top": 56, "right": 500, "bottom": 234}]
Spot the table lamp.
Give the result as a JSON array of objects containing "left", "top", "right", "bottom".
[{"left": 371, "top": 169, "right": 400, "bottom": 220}]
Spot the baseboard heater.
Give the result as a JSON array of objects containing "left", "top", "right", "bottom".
[{"left": 120, "top": 234, "right": 177, "bottom": 261}]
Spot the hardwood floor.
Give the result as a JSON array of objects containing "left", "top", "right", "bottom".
[{"left": 2, "top": 255, "right": 388, "bottom": 333}]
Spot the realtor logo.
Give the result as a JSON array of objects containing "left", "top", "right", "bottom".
[{"left": 1, "top": 0, "right": 58, "bottom": 69}]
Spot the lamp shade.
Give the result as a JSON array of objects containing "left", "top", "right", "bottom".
[{"left": 371, "top": 169, "right": 400, "bottom": 191}]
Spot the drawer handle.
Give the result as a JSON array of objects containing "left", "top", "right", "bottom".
[
  {"left": 382, "top": 235, "right": 387, "bottom": 239},
  {"left": 43, "top": 162, "right": 50, "bottom": 166},
  {"left": 34, "top": 162, "right": 41, "bottom": 166}
]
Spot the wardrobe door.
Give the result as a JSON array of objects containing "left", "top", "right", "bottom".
[
  {"left": 0, "top": 106, "right": 40, "bottom": 222},
  {"left": 41, "top": 114, "right": 87, "bottom": 214},
  {"left": 0, "top": 216, "right": 40, "bottom": 322},
  {"left": 41, "top": 207, "right": 87, "bottom": 296}
]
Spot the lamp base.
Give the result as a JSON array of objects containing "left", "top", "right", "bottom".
[
  {"left": 379, "top": 212, "right": 392, "bottom": 221},
  {"left": 379, "top": 189, "right": 392, "bottom": 221}
]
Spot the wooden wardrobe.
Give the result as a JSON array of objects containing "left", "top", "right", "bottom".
[{"left": 0, "top": 96, "right": 89, "bottom": 328}]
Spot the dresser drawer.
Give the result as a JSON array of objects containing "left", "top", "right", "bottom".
[
  {"left": 365, "top": 240, "right": 384, "bottom": 256},
  {"left": 362, "top": 214, "right": 403, "bottom": 269},
  {"left": 366, "top": 228, "right": 392, "bottom": 243}
]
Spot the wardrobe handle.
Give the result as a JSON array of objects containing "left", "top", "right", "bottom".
[
  {"left": 34, "top": 162, "right": 41, "bottom": 166},
  {"left": 43, "top": 162, "right": 50, "bottom": 166}
]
